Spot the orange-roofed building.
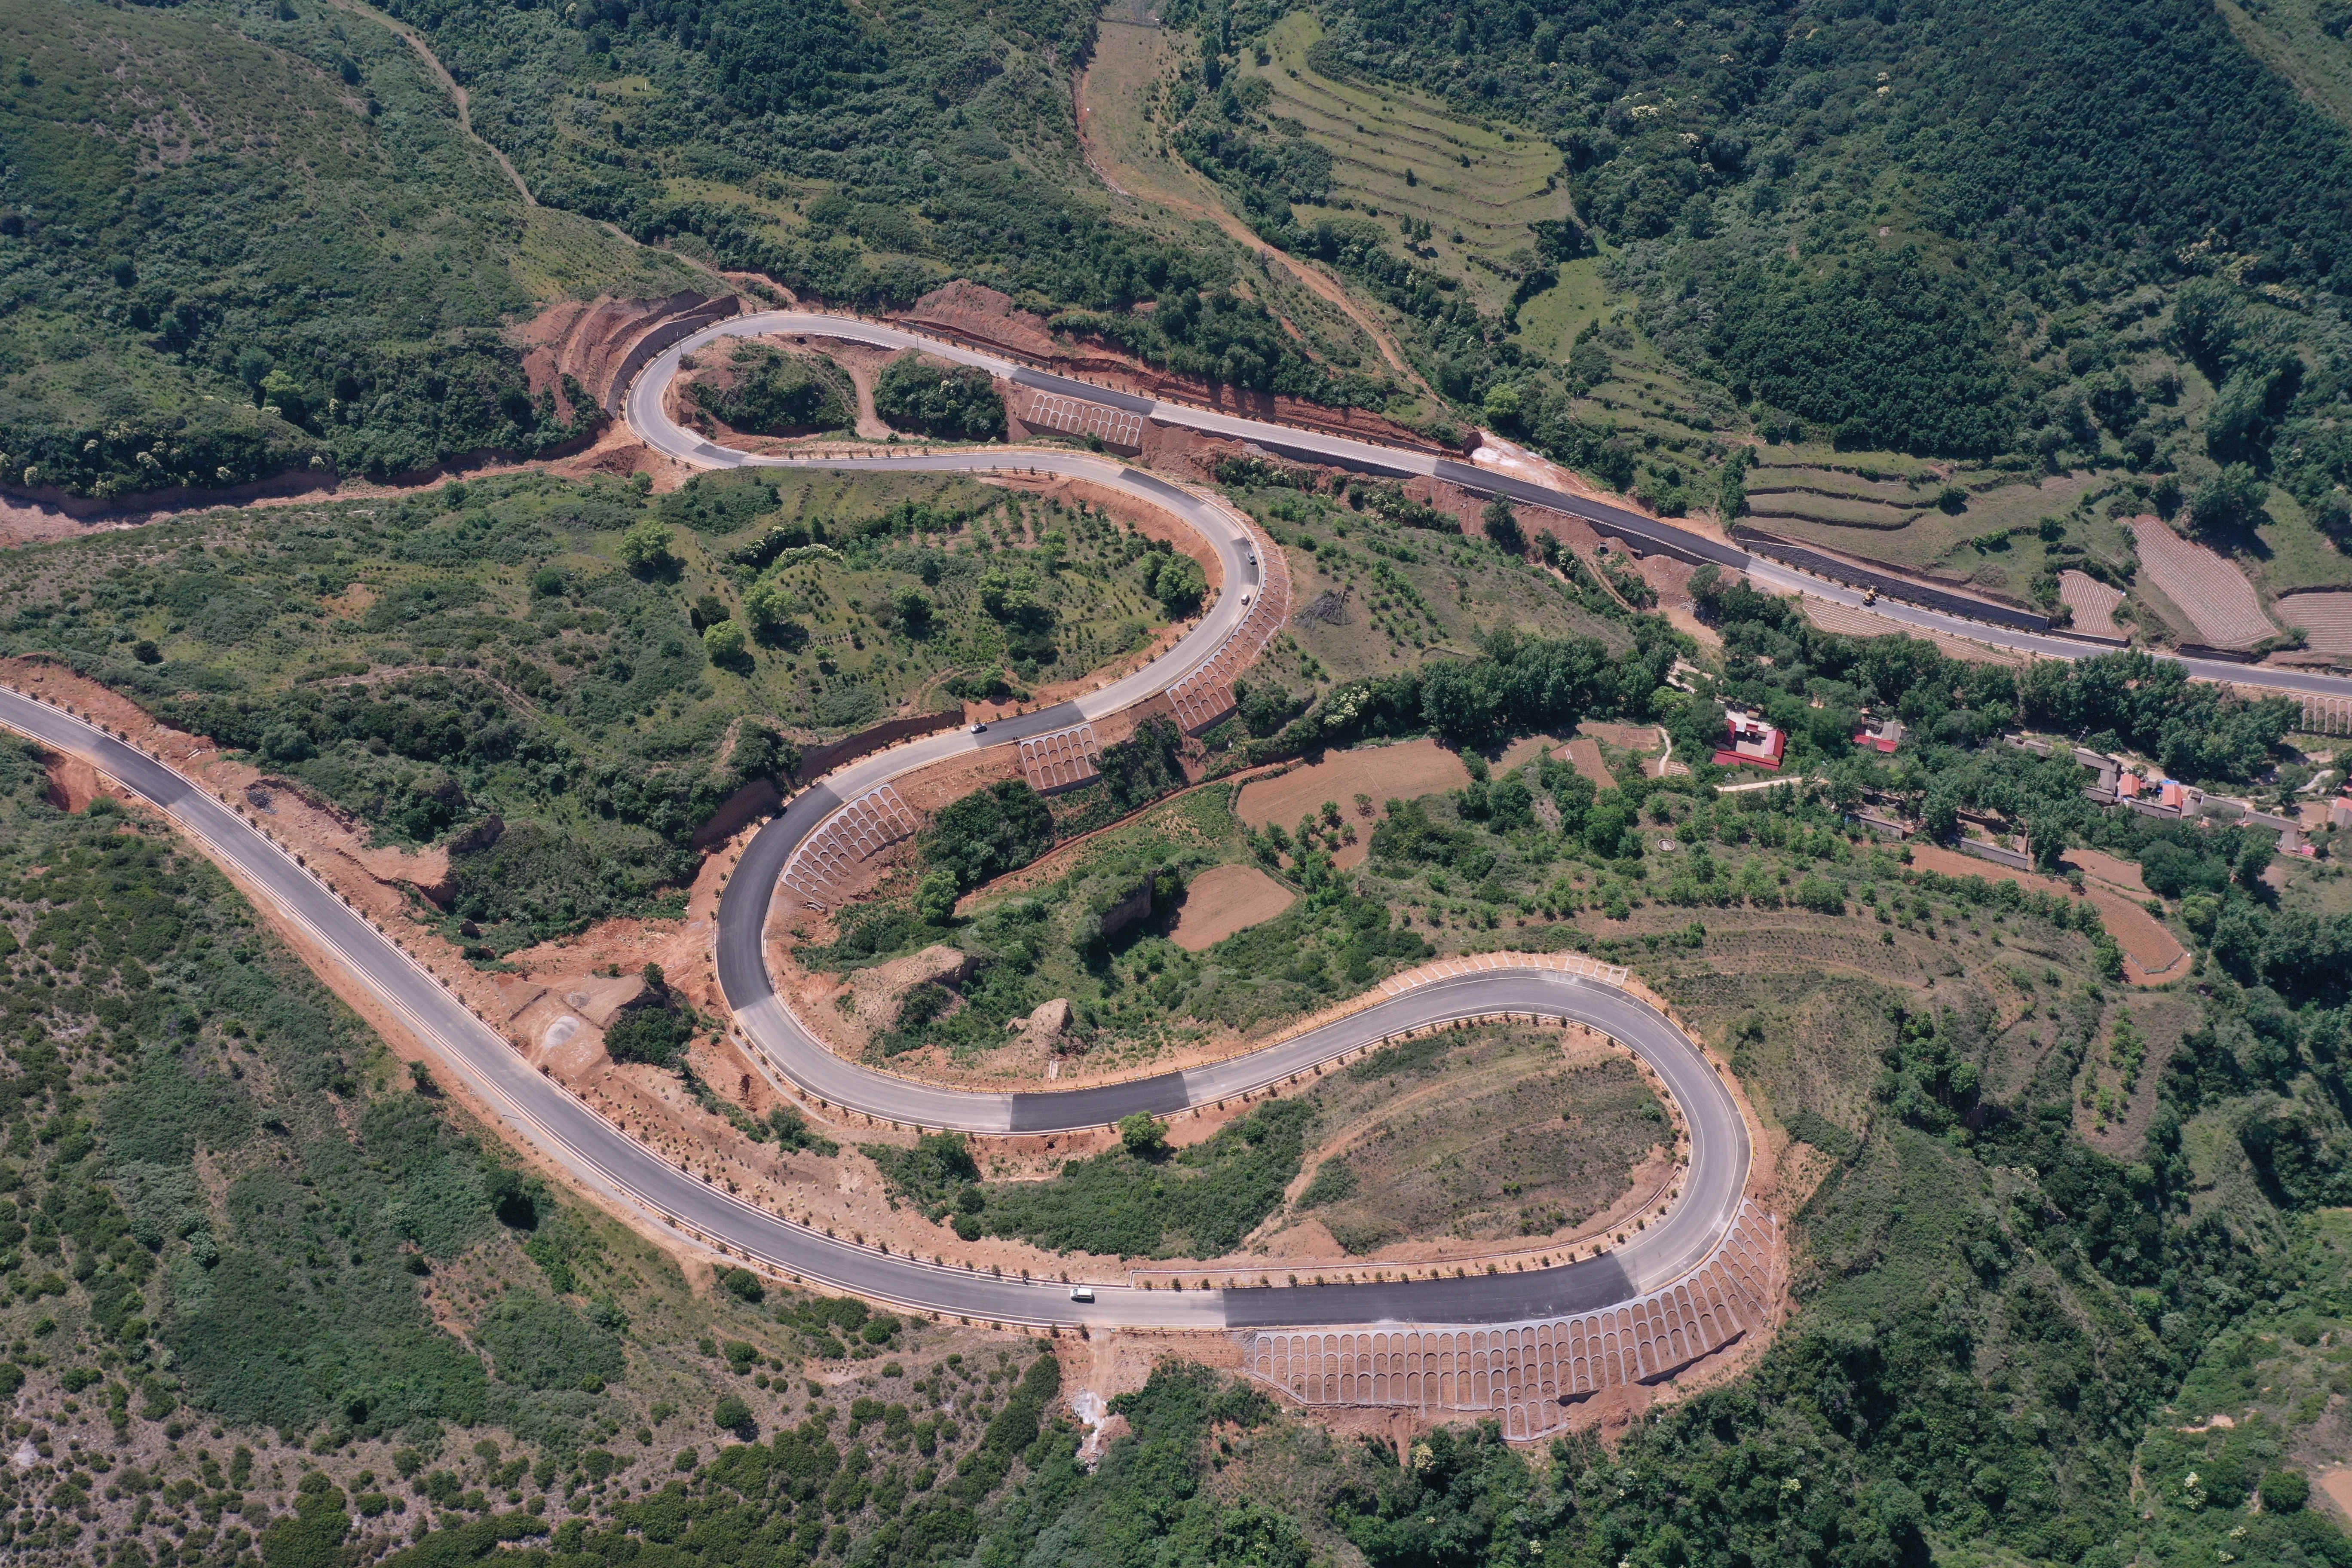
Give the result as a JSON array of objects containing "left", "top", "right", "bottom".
[{"left": 1715, "top": 710, "right": 1786, "bottom": 771}]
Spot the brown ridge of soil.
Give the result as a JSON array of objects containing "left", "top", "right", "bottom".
[
  {"left": 37, "top": 748, "right": 108, "bottom": 813},
  {"left": 2064, "top": 845, "right": 2152, "bottom": 897},
  {"left": 895, "top": 280, "right": 1066, "bottom": 362},
  {"left": 0, "top": 656, "right": 452, "bottom": 901},
  {"left": 1235, "top": 738, "right": 1470, "bottom": 870},
  {"left": 1631, "top": 554, "right": 1718, "bottom": 647},
  {"left": 513, "top": 288, "right": 733, "bottom": 417},
  {"left": 1905, "top": 842, "right": 2189, "bottom": 984},
  {"left": 1167, "top": 863, "right": 1296, "bottom": 950}
]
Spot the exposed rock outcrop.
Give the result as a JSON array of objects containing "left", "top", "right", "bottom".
[{"left": 849, "top": 944, "right": 976, "bottom": 1023}]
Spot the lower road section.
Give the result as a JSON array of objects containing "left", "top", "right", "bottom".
[{"left": 0, "top": 685, "right": 1754, "bottom": 1339}]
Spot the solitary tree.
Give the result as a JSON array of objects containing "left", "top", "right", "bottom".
[
  {"left": 2027, "top": 817, "right": 2068, "bottom": 873},
  {"left": 2188, "top": 463, "right": 2269, "bottom": 535},
  {"left": 916, "top": 871, "right": 959, "bottom": 925},
  {"left": 620, "top": 518, "right": 676, "bottom": 576},
  {"left": 1118, "top": 1112, "right": 1167, "bottom": 1157},
  {"left": 702, "top": 618, "right": 750, "bottom": 670}
]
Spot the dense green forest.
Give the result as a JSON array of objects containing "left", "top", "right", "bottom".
[
  {"left": 0, "top": 0, "right": 693, "bottom": 501},
  {"left": 1160, "top": 0, "right": 2352, "bottom": 529},
  {"left": 27, "top": 0, "right": 2352, "bottom": 511}
]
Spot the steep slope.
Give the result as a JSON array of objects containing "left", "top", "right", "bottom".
[
  {"left": 362, "top": 0, "right": 1402, "bottom": 405},
  {"left": 0, "top": 0, "right": 695, "bottom": 501}
]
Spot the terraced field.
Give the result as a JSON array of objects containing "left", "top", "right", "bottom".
[
  {"left": 1746, "top": 466, "right": 1938, "bottom": 507},
  {"left": 1241, "top": 12, "right": 1572, "bottom": 313},
  {"left": 2128, "top": 516, "right": 2278, "bottom": 648},
  {"left": 1270, "top": 1021, "right": 1670, "bottom": 1258},
  {"left": 1745, "top": 465, "right": 2101, "bottom": 579},
  {"left": 2059, "top": 570, "right": 2128, "bottom": 639},
  {"left": 2275, "top": 589, "right": 2352, "bottom": 655},
  {"left": 1743, "top": 463, "right": 1936, "bottom": 533},
  {"left": 1744, "top": 493, "right": 1922, "bottom": 530}
]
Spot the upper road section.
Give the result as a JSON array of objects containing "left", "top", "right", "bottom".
[{"left": 630, "top": 308, "right": 2352, "bottom": 702}]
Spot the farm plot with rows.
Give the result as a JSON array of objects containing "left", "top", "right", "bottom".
[{"left": 2128, "top": 517, "right": 2277, "bottom": 648}]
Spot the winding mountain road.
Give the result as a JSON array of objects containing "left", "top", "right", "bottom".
[
  {"left": 633, "top": 309, "right": 2352, "bottom": 700},
  {"left": 11, "top": 306, "right": 2333, "bottom": 1349}
]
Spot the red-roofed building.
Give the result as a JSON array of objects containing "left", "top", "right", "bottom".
[
  {"left": 1853, "top": 716, "right": 1905, "bottom": 754},
  {"left": 1715, "top": 709, "right": 1786, "bottom": 771}
]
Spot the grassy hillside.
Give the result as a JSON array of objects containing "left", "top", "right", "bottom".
[
  {"left": 365, "top": 0, "right": 1399, "bottom": 407},
  {"left": 0, "top": 741, "right": 1090, "bottom": 1568},
  {"left": 0, "top": 470, "right": 1194, "bottom": 951},
  {"left": 0, "top": 0, "right": 694, "bottom": 501}
]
